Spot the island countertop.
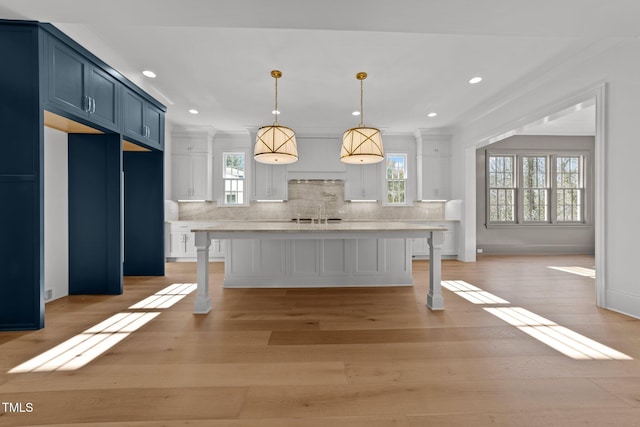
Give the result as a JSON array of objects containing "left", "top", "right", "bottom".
[{"left": 191, "top": 220, "right": 447, "bottom": 234}]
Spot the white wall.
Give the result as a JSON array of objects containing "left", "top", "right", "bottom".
[
  {"left": 44, "top": 127, "right": 69, "bottom": 302},
  {"left": 452, "top": 38, "right": 640, "bottom": 319}
]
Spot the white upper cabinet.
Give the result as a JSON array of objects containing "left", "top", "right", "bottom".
[
  {"left": 171, "top": 130, "right": 214, "bottom": 201},
  {"left": 253, "top": 161, "right": 288, "bottom": 200},
  {"left": 422, "top": 155, "right": 451, "bottom": 200},
  {"left": 418, "top": 131, "right": 452, "bottom": 200},
  {"left": 345, "top": 163, "right": 381, "bottom": 201}
]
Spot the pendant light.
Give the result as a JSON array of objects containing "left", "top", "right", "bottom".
[
  {"left": 254, "top": 70, "right": 298, "bottom": 164},
  {"left": 340, "top": 72, "right": 384, "bottom": 164}
]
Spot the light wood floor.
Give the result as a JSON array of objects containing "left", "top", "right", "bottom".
[{"left": 1, "top": 255, "right": 639, "bottom": 426}]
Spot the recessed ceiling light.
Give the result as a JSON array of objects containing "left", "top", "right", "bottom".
[
  {"left": 352, "top": 111, "right": 361, "bottom": 116},
  {"left": 272, "top": 110, "right": 280, "bottom": 115},
  {"left": 142, "top": 70, "right": 157, "bottom": 78},
  {"left": 469, "top": 76, "right": 483, "bottom": 84},
  {"left": 188, "top": 109, "right": 199, "bottom": 115},
  {"left": 427, "top": 112, "right": 437, "bottom": 118}
]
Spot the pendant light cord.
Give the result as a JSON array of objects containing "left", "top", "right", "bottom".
[
  {"left": 359, "top": 78, "right": 364, "bottom": 128},
  {"left": 274, "top": 76, "right": 279, "bottom": 126}
]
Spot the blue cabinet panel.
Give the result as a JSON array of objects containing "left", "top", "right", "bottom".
[
  {"left": 68, "top": 134, "right": 123, "bottom": 295},
  {"left": 145, "top": 103, "right": 163, "bottom": 148},
  {"left": 0, "top": 24, "right": 43, "bottom": 330},
  {"left": 88, "top": 65, "right": 119, "bottom": 129},
  {"left": 46, "top": 35, "right": 120, "bottom": 131},
  {"left": 48, "top": 39, "right": 86, "bottom": 114},
  {"left": 123, "top": 88, "right": 163, "bottom": 150},
  {"left": 123, "top": 151, "right": 165, "bottom": 276}
]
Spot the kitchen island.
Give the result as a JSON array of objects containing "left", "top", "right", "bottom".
[{"left": 191, "top": 221, "right": 447, "bottom": 314}]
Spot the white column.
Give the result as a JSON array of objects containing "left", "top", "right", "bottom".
[
  {"left": 414, "top": 130, "right": 423, "bottom": 201},
  {"left": 427, "top": 230, "right": 445, "bottom": 310},
  {"left": 193, "top": 231, "right": 212, "bottom": 313}
]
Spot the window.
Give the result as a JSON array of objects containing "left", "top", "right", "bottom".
[
  {"left": 487, "top": 151, "right": 587, "bottom": 225},
  {"left": 223, "top": 152, "right": 245, "bottom": 205},
  {"left": 488, "top": 155, "right": 515, "bottom": 222},
  {"left": 556, "top": 156, "right": 583, "bottom": 222},
  {"left": 522, "top": 156, "right": 548, "bottom": 222},
  {"left": 386, "top": 154, "right": 407, "bottom": 204}
]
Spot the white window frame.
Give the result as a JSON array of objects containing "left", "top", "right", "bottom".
[
  {"left": 521, "top": 155, "right": 549, "bottom": 223},
  {"left": 385, "top": 153, "right": 408, "bottom": 205},
  {"left": 487, "top": 154, "right": 517, "bottom": 223},
  {"left": 222, "top": 152, "right": 246, "bottom": 206},
  {"left": 486, "top": 149, "right": 589, "bottom": 227}
]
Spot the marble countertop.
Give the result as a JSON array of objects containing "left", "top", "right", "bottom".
[
  {"left": 167, "top": 219, "right": 457, "bottom": 224},
  {"left": 190, "top": 221, "right": 447, "bottom": 233}
]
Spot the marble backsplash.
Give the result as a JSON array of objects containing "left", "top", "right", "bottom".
[
  {"left": 174, "top": 179, "right": 454, "bottom": 222},
  {"left": 176, "top": 200, "right": 448, "bottom": 222}
]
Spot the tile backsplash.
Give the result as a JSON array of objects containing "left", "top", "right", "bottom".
[{"left": 176, "top": 179, "right": 451, "bottom": 222}]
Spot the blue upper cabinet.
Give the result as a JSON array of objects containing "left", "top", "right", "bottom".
[
  {"left": 123, "top": 88, "right": 164, "bottom": 150},
  {"left": 46, "top": 35, "right": 120, "bottom": 131}
]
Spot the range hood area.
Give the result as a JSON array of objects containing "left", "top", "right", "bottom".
[{"left": 287, "top": 179, "right": 344, "bottom": 220}]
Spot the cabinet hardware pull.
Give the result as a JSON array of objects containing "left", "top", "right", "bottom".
[
  {"left": 90, "top": 97, "right": 96, "bottom": 114},
  {"left": 84, "top": 95, "right": 91, "bottom": 113}
]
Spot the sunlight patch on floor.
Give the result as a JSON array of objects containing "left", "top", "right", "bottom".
[
  {"left": 441, "top": 280, "right": 510, "bottom": 304},
  {"left": 129, "top": 283, "right": 197, "bottom": 309},
  {"left": 443, "top": 279, "right": 631, "bottom": 361},
  {"left": 548, "top": 266, "right": 596, "bottom": 278},
  {"left": 485, "top": 307, "right": 632, "bottom": 360},
  {"left": 9, "top": 283, "right": 197, "bottom": 373},
  {"left": 9, "top": 313, "right": 160, "bottom": 373}
]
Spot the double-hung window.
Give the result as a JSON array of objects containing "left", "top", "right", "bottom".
[
  {"left": 488, "top": 155, "right": 516, "bottom": 222},
  {"left": 556, "top": 156, "right": 584, "bottom": 222},
  {"left": 223, "top": 152, "right": 245, "bottom": 205},
  {"left": 522, "top": 156, "right": 548, "bottom": 222},
  {"left": 386, "top": 154, "right": 407, "bottom": 204},
  {"left": 487, "top": 151, "right": 587, "bottom": 226}
]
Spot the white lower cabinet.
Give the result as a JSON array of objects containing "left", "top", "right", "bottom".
[
  {"left": 223, "top": 238, "right": 412, "bottom": 287},
  {"left": 165, "top": 222, "right": 225, "bottom": 261},
  {"left": 410, "top": 222, "right": 458, "bottom": 258}
]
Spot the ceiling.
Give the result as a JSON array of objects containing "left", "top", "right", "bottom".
[{"left": 1, "top": 0, "right": 637, "bottom": 136}]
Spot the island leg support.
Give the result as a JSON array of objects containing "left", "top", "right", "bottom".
[
  {"left": 193, "top": 231, "right": 212, "bottom": 314},
  {"left": 427, "top": 231, "right": 445, "bottom": 310}
]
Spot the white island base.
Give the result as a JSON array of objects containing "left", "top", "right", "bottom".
[{"left": 192, "top": 221, "right": 446, "bottom": 313}]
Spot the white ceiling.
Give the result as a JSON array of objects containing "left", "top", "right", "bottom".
[{"left": 1, "top": 0, "right": 634, "bottom": 136}]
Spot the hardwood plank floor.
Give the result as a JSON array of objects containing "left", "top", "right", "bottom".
[{"left": 1, "top": 254, "right": 639, "bottom": 426}]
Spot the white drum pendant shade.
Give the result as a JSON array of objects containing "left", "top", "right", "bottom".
[
  {"left": 340, "top": 126, "right": 383, "bottom": 164},
  {"left": 255, "top": 125, "right": 298, "bottom": 164}
]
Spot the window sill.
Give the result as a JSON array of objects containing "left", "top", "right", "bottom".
[{"left": 485, "top": 223, "right": 591, "bottom": 230}]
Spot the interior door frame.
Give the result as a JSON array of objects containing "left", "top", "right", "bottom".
[{"left": 468, "top": 82, "right": 606, "bottom": 307}]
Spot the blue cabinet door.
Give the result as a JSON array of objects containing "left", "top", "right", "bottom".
[
  {"left": 123, "top": 88, "right": 145, "bottom": 140},
  {"left": 123, "top": 88, "right": 164, "bottom": 150},
  {"left": 46, "top": 36, "right": 119, "bottom": 131},
  {"left": 145, "top": 103, "right": 163, "bottom": 149},
  {"left": 48, "top": 38, "right": 88, "bottom": 116},
  {"left": 87, "top": 65, "right": 119, "bottom": 130}
]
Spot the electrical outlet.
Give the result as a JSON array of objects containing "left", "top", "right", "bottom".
[
  {"left": 44, "top": 289, "right": 53, "bottom": 300},
  {"left": 477, "top": 248, "right": 483, "bottom": 254}
]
